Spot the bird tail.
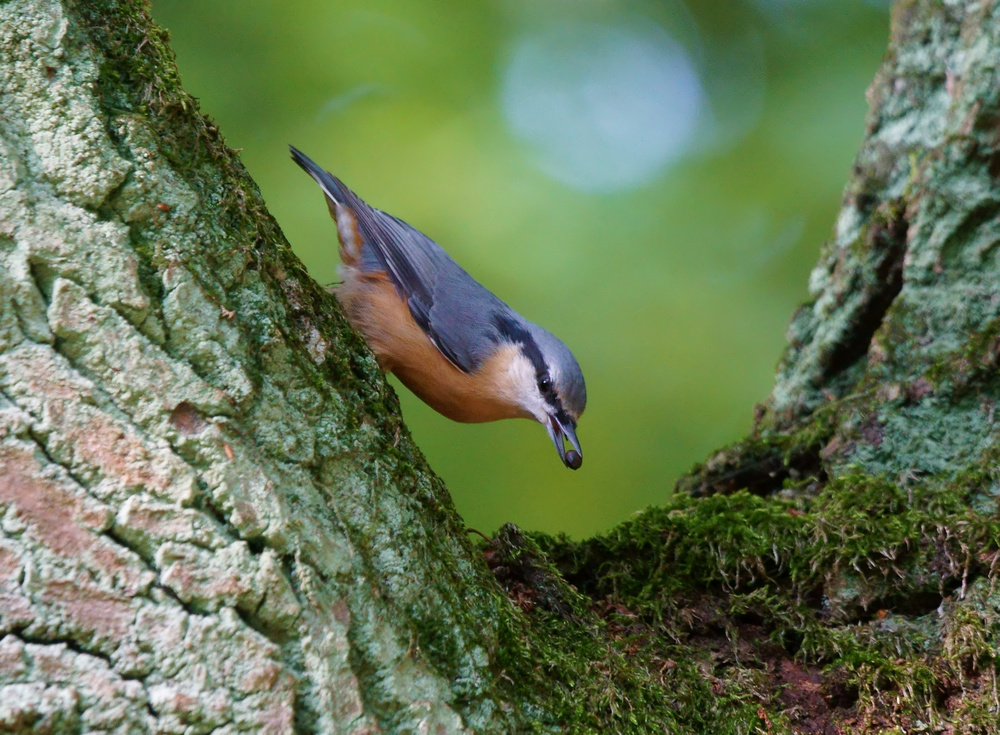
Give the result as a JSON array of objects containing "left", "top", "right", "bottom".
[
  {"left": 290, "top": 145, "right": 376, "bottom": 265},
  {"left": 289, "top": 145, "right": 354, "bottom": 206}
]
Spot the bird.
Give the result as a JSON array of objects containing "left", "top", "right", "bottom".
[{"left": 290, "top": 146, "right": 586, "bottom": 469}]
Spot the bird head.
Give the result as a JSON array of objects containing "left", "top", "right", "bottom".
[{"left": 495, "top": 315, "right": 586, "bottom": 469}]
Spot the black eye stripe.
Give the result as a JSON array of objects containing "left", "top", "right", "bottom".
[
  {"left": 493, "top": 314, "right": 566, "bottom": 413},
  {"left": 493, "top": 313, "right": 545, "bottom": 376}
]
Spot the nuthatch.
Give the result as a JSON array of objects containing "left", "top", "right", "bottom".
[{"left": 290, "top": 146, "right": 586, "bottom": 469}]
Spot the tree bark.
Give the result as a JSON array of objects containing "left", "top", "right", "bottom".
[
  {"left": 0, "top": 0, "right": 521, "bottom": 732},
  {"left": 2, "top": 0, "right": 999, "bottom": 733}
]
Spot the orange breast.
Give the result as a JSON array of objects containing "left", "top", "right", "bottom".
[{"left": 335, "top": 267, "right": 530, "bottom": 424}]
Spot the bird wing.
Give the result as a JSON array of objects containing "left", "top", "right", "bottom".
[
  {"left": 357, "top": 210, "right": 509, "bottom": 374},
  {"left": 290, "top": 146, "right": 502, "bottom": 373}
]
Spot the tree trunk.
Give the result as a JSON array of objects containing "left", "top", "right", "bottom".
[{"left": 1, "top": 0, "right": 999, "bottom": 733}]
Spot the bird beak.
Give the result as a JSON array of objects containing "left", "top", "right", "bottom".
[{"left": 547, "top": 414, "right": 583, "bottom": 470}]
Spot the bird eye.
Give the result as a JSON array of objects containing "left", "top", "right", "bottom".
[{"left": 538, "top": 376, "right": 553, "bottom": 394}]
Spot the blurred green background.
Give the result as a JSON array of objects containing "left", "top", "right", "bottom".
[{"left": 152, "top": 0, "right": 890, "bottom": 538}]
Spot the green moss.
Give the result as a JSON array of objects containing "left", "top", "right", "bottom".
[
  {"left": 484, "top": 524, "right": 784, "bottom": 733},
  {"left": 491, "top": 468, "right": 1000, "bottom": 731},
  {"left": 675, "top": 400, "right": 840, "bottom": 498},
  {"left": 927, "top": 316, "right": 1000, "bottom": 397}
]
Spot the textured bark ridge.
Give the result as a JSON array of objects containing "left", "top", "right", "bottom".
[
  {"left": 5, "top": 0, "right": 1000, "bottom": 732},
  {"left": 0, "top": 1, "right": 521, "bottom": 732}
]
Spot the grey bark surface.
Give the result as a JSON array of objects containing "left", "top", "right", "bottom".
[
  {"left": 0, "top": 0, "right": 519, "bottom": 732},
  {"left": 6, "top": 0, "right": 1000, "bottom": 733}
]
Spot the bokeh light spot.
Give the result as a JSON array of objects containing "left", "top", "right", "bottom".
[{"left": 500, "top": 21, "right": 704, "bottom": 193}]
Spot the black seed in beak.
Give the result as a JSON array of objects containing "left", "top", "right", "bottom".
[{"left": 548, "top": 415, "right": 583, "bottom": 469}]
